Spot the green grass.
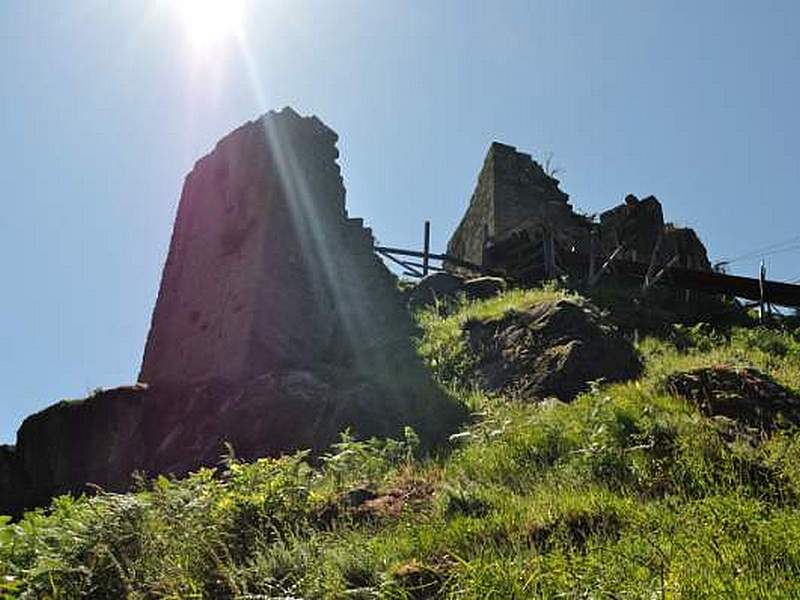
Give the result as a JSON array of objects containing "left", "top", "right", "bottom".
[
  {"left": 415, "top": 283, "right": 576, "bottom": 389},
  {"left": 3, "top": 286, "right": 800, "bottom": 598}
]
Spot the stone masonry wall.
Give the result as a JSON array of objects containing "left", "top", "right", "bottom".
[
  {"left": 448, "top": 142, "right": 711, "bottom": 278},
  {"left": 140, "top": 108, "right": 416, "bottom": 386},
  {"left": 445, "top": 144, "right": 497, "bottom": 267},
  {"left": 447, "top": 142, "right": 587, "bottom": 269},
  {"left": 491, "top": 143, "right": 574, "bottom": 235},
  {"left": 1, "top": 108, "right": 465, "bottom": 517},
  {"left": 599, "top": 195, "right": 711, "bottom": 270}
]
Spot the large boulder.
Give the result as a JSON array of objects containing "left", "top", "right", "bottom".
[
  {"left": 462, "top": 277, "right": 507, "bottom": 301},
  {"left": 407, "top": 273, "right": 466, "bottom": 309},
  {"left": 1, "top": 370, "right": 464, "bottom": 517},
  {"left": 665, "top": 366, "right": 800, "bottom": 430},
  {"left": 464, "top": 299, "right": 642, "bottom": 401},
  {"left": 408, "top": 273, "right": 507, "bottom": 310}
]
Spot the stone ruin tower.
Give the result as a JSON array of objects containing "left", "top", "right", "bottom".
[
  {"left": 446, "top": 142, "right": 588, "bottom": 267},
  {"left": 0, "top": 108, "right": 463, "bottom": 517},
  {"left": 138, "top": 107, "right": 460, "bottom": 440},
  {"left": 142, "top": 108, "right": 407, "bottom": 386},
  {"left": 446, "top": 141, "right": 711, "bottom": 279}
]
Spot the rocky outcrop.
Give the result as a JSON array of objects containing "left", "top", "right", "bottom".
[
  {"left": 1, "top": 367, "right": 462, "bottom": 517},
  {"left": 1, "top": 108, "right": 465, "bottom": 517},
  {"left": 464, "top": 299, "right": 642, "bottom": 401},
  {"left": 1, "top": 446, "right": 30, "bottom": 515},
  {"left": 408, "top": 273, "right": 507, "bottom": 310},
  {"left": 408, "top": 273, "right": 466, "bottom": 310},
  {"left": 665, "top": 366, "right": 800, "bottom": 430},
  {"left": 463, "top": 277, "right": 507, "bottom": 302}
]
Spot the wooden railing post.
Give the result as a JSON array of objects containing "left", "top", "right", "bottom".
[
  {"left": 759, "top": 260, "right": 767, "bottom": 323},
  {"left": 423, "top": 220, "right": 431, "bottom": 277}
]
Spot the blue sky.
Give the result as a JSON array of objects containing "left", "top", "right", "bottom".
[{"left": 1, "top": 0, "right": 799, "bottom": 442}]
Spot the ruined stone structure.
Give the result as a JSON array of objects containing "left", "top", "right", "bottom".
[
  {"left": 598, "top": 195, "right": 711, "bottom": 270},
  {"left": 446, "top": 142, "right": 589, "bottom": 268},
  {"left": 139, "top": 107, "right": 419, "bottom": 387},
  {"left": 447, "top": 142, "right": 711, "bottom": 277},
  {"left": 0, "top": 108, "right": 463, "bottom": 517}
]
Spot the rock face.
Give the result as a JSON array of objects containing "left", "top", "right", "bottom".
[
  {"left": 3, "top": 369, "right": 450, "bottom": 515},
  {"left": 407, "top": 273, "right": 467, "bottom": 310},
  {"left": 464, "top": 299, "right": 642, "bottom": 401},
  {"left": 0, "top": 446, "right": 30, "bottom": 515},
  {"left": 665, "top": 366, "right": 800, "bottom": 430},
  {"left": 1, "top": 108, "right": 464, "bottom": 517}
]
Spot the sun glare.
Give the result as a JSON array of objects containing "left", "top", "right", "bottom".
[{"left": 173, "top": 0, "right": 246, "bottom": 54}]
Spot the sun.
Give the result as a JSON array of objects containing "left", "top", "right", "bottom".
[{"left": 172, "top": 0, "right": 247, "bottom": 54}]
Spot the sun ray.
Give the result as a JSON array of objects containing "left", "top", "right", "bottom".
[{"left": 172, "top": 0, "right": 246, "bottom": 56}]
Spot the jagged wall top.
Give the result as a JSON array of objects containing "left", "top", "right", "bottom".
[
  {"left": 447, "top": 141, "right": 581, "bottom": 266},
  {"left": 138, "top": 107, "right": 402, "bottom": 386}
]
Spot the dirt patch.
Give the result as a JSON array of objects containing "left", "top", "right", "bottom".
[
  {"left": 465, "top": 299, "right": 642, "bottom": 401},
  {"left": 665, "top": 366, "right": 800, "bottom": 430},
  {"left": 391, "top": 559, "right": 450, "bottom": 599},
  {"left": 317, "top": 474, "right": 437, "bottom": 526},
  {"left": 356, "top": 475, "right": 436, "bottom": 519}
]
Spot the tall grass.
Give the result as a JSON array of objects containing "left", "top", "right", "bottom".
[{"left": 2, "top": 286, "right": 800, "bottom": 598}]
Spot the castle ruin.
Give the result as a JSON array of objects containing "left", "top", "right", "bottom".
[
  {"left": 0, "top": 109, "right": 463, "bottom": 517},
  {"left": 447, "top": 142, "right": 711, "bottom": 278},
  {"left": 140, "top": 108, "right": 421, "bottom": 388}
]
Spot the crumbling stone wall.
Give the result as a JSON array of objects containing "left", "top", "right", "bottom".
[
  {"left": 598, "top": 195, "right": 664, "bottom": 261},
  {"left": 446, "top": 142, "right": 588, "bottom": 269},
  {"left": 599, "top": 195, "right": 711, "bottom": 270},
  {"left": 663, "top": 226, "right": 711, "bottom": 271},
  {"left": 445, "top": 144, "right": 498, "bottom": 267},
  {"left": 447, "top": 141, "right": 712, "bottom": 279},
  {"left": 140, "top": 108, "right": 421, "bottom": 387},
  {"left": 491, "top": 143, "right": 579, "bottom": 237},
  {"left": 1, "top": 108, "right": 464, "bottom": 517}
]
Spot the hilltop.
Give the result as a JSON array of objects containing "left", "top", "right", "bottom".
[
  {"left": 2, "top": 284, "right": 800, "bottom": 598},
  {"left": 3, "top": 110, "right": 800, "bottom": 597}
]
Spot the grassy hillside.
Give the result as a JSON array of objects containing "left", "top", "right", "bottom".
[{"left": 3, "top": 286, "right": 800, "bottom": 598}]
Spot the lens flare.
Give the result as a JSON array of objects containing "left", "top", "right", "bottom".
[{"left": 172, "top": 0, "right": 246, "bottom": 54}]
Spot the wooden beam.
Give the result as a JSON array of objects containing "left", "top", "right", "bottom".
[
  {"left": 401, "top": 260, "right": 445, "bottom": 273},
  {"left": 644, "top": 255, "right": 680, "bottom": 292},
  {"left": 759, "top": 260, "right": 766, "bottom": 322},
  {"left": 374, "top": 246, "right": 488, "bottom": 274},
  {"left": 588, "top": 244, "right": 625, "bottom": 287},
  {"left": 376, "top": 249, "right": 423, "bottom": 278},
  {"left": 612, "top": 258, "right": 800, "bottom": 308},
  {"left": 643, "top": 231, "right": 664, "bottom": 290}
]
